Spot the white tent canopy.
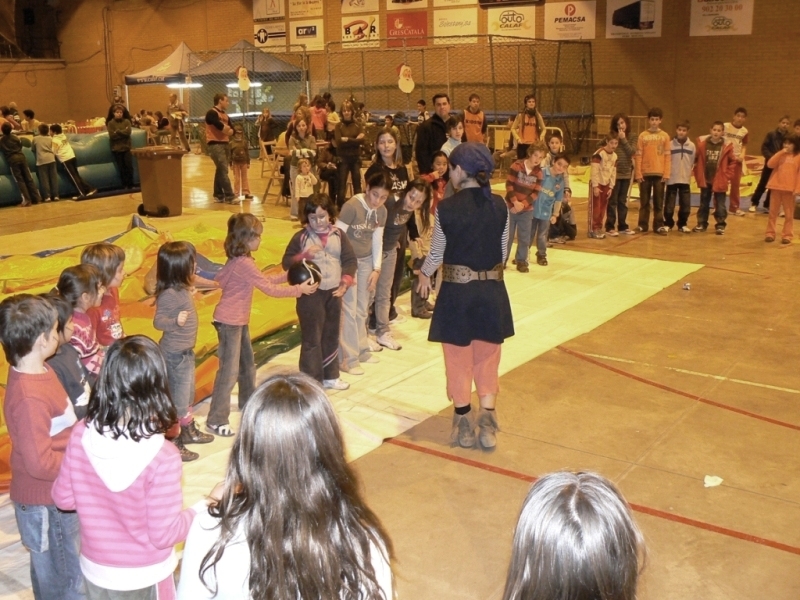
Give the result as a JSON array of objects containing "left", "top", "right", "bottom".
[{"left": 124, "top": 42, "right": 201, "bottom": 86}]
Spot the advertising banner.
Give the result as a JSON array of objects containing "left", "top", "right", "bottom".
[
  {"left": 254, "top": 22, "right": 288, "bottom": 50},
  {"left": 290, "top": 19, "right": 325, "bottom": 51},
  {"left": 433, "top": 8, "right": 478, "bottom": 44},
  {"left": 342, "top": 0, "right": 380, "bottom": 14},
  {"left": 689, "top": 0, "right": 753, "bottom": 36},
  {"left": 387, "top": 0, "right": 428, "bottom": 11},
  {"left": 387, "top": 11, "right": 429, "bottom": 47},
  {"left": 488, "top": 6, "right": 536, "bottom": 41},
  {"left": 606, "top": 0, "right": 662, "bottom": 38},
  {"left": 342, "top": 14, "right": 381, "bottom": 47},
  {"left": 288, "top": 0, "right": 323, "bottom": 19},
  {"left": 544, "top": 2, "right": 596, "bottom": 40},
  {"left": 254, "top": 0, "right": 285, "bottom": 21}
]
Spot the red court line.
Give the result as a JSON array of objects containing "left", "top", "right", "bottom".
[
  {"left": 704, "top": 265, "right": 761, "bottom": 276},
  {"left": 556, "top": 346, "right": 800, "bottom": 432},
  {"left": 386, "top": 438, "right": 800, "bottom": 557}
]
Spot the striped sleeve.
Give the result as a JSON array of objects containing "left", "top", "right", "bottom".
[
  {"left": 420, "top": 215, "right": 445, "bottom": 277},
  {"left": 501, "top": 206, "right": 510, "bottom": 265}
]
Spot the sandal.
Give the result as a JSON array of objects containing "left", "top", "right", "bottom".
[{"left": 206, "top": 423, "right": 235, "bottom": 437}]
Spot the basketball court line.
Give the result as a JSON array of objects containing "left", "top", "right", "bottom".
[
  {"left": 386, "top": 438, "right": 800, "bottom": 557},
  {"left": 557, "top": 346, "right": 800, "bottom": 431}
]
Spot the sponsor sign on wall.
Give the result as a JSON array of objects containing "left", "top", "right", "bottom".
[
  {"left": 341, "top": 14, "right": 381, "bottom": 47},
  {"left": 487, "top": 6, "right": 536, "bottom": 41},
  {"left": 254, "top": 0, "right": 285, "bottom": 21},
  {"left": 290, "top": 19, "right": 325, "bottom": 51},
  {"left": 434, "top": 0, "right": 476, "bottom": 6},
  {"left": 544, "top": 2, "right": 596, "bottom": 40},
  {"left": 606, "top": 0, "right": 662, "bottom": 38},
  {"left": 288, "top": 0, "right": 323, "bottom": 19},
  {"left": 342, "top": 0, "right": 380, "bottom": 14},
  {"left": 387, "top": 11, "right": 429, "bottom": 47},
  {"left": 689, "top": 0, "right": 753, "bottom": 36},
  {"left": 433, "top": 8, "right": 478, "bottom": 44},
  {"left": 254, "top": 22, "right": 288, "bottom": 50},
  {"left": 387, "top": 0, "right": 428, "bottom": 12}
]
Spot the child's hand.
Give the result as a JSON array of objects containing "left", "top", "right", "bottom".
[
  {"left": 332, "top": 282, "right": 347, "bottom": 297},
  {"left": 177, "top": 311, "right": 189, "bottom": 326},
  {"left": 298, "top": 279, "right": 318, "bottom": 295},
  {"left": 550, "top": 216, "right": 557, "bottom": 225},
  {"left": 593, "top": 187, "right": 600, "bottom": 196},
  {"left": 417, "top": 274, "right": 432, "bottom": 299},
  {"left": 565, "top": 190, "right": 572, "bottom": 201},
  {"left": 367, "top": 270, "right": 380, "bottom": 293},
  {"left": 306, "top": 244, "right": 323, "bottom": 257},
  {"left": 207, "top": 481, "right": 226, "bottom": 504}
]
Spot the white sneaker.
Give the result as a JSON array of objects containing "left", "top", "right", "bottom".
[
  {"left": 377, "top": 332, "right": 402, "bottom": 351},
  {"left": 367, "top": 338, "right": 383, "bottom": 352},
  {"left": 748, "top": 205, "right": 756, "bottom": 213},
  {"left": 389, "top": 314, "right": 406, "bottom": 324},
  {"left": 342, "top": 365, "right": 365, "bottom": 375},
  {"left": 323, "top": 378, "right": 350, "bottom": 390},
  {"left": 362, "top": 355, "right": 380, "bottom": 364},
  {"left": 734, "top": 209, "right": 746, "bottom": 217}
]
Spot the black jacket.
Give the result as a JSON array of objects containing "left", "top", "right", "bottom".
[{"left": 414, "top": 113, "right": 448, "bottom": 175}]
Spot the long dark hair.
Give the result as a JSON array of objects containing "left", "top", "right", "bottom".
[
  {"left": 155, "top": 241, "right": 196, "bottom": 297},
  {"left": 224, "top": 213, "right": 262, "bottom": 259},
  {"left": 86, "top": 335, "right": 177, "bottom": 441},
  {"left": 502, "top": 471, "right": 645, "bottom": 600},
  {"left": 200, "top": 372, "right": 393, "bottom": 600},
  {"left": 56, "top": 264, "right": 103, "bottom": 309},
  {"left": 610, "top": 113, "right": 631, "bottom": 135}
]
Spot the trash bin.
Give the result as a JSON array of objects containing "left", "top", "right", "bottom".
[{"left": 131, "top": 146, "right": 186, "bottom": 217}]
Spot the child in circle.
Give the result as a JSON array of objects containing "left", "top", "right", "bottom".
[
  {"left": 57, "top": 264, "right": 105, "bottom": 376},
  {"left": 81, "top": 242, "right": 126, "bottom": 349}
]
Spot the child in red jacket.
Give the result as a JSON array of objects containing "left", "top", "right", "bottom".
[
  {"left": 693, "top": 121, "right": 736, "bottom": 235},
  {"left": 764, "top": 134, "right": 800, "bottom": 244}
]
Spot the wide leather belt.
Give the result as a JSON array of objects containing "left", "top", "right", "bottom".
[{"left": 441, "top": 263, "right": 504, "bottom": 284}]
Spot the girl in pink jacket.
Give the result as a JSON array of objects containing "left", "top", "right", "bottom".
[
  {"left": 52, "top": 336, "right": 216, "bottom": 599},
  {"left": 764, "top": 135, "right": 800, "bottom": 244}
]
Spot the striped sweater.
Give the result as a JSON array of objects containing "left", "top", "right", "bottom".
[
  {"left": 213, "top": 256, "right": 301, "bottom": 326},
  {"left": 52, "top": 420, "right": 204, "bottom": 591}
]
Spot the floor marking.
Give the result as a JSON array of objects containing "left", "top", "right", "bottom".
[
  {"left": 579, "top": 352, "right": 800, "bottom": 395},
  {"left": 556, "top": 346, "right": 800, "bottom": 432},
  {"left": 704, "top": 265, "right": 762, "bottom": 276},
  {"left": 386, "top": 438, "right": 800, "bottom": 557}
]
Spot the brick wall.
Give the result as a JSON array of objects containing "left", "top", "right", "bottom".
[{"left": 2, "top": 0, "right": 797, "bottom": 148}]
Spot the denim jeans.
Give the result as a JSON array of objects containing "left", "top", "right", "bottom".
[
  {"left": 163, "top": 349, "right": 195, "bottom": 421},
  {"left": 697, "top": 186, "right": 727, "bottom": 230},
  {"left": 664, "top": 183, "right": 691, "bottom": 229},
  {"left": 339, "top": 256, "right": 375, "bottom": 371},
  {"left": 208, "top": 323, "right": 256, "bottom": 427},
  {"left": 506, "top": 210, "right": 534, "bottom": 264},
  {"left": 10, "top": 160, "right": 42, "bottom": 204},
  {"left": 531, "top": 217, "right": 550, "bottom": 258},
  {"left": 638, "top": 176, "right": 665, "bottom": 231},
  {"left": 207, "top": 143, "right": 234, "bottom": 202},
  {"left": 606, "top": 178, "right": 631, "bottom": 232},
  {"left": 38, "top": 162, "right": 60, "bottom": 201},
  {"left": 374, "top": 247, "right": 398, "bottom": 337},
  {"left": 14, "top": 502, "right": 85, "bottom": 600}
]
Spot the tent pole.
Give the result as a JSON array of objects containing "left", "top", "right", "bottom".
[{"left": 125, "top": 85, "right": 129, "bottom": 109}]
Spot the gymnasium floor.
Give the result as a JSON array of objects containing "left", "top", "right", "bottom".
[{"left": 1, "top": 155, "right": 799, "bottom": 599}]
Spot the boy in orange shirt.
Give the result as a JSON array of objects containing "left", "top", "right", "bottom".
[{"left": 635, "top": 107, "right": 671, "bottom": 235}]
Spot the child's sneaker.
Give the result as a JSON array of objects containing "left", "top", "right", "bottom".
[
  {"left": 748, "top": 205, "right": 756, "bottom": 213},
  {"left": 679, "top": 226, "right": 691, "bottom": 233},
  {"left": 342, "top": 364, "right": 365, "bottom": 375},
  {"left": 620, "top": 228, "right": 636, "bottom": 235},
  {"left": 715, "top": 227, "right": 725, "bottom": 235},
  {"left": 734, "top": 209, "right": 746, "bottom": 216},
  {"left": 376, "top": 332, "right": 402, "bottom": 351},
  {"left": 536, "top": 256, "right": 548, "bottom": 266},
  {"left": 693, "top": 225, "right": 707, "bottom": 233},
  {"left": 606, "top": 229, "right": 619, "bottom": 237},
  {"left": 367, "top": 338, "right": 383, "bottom": 353},
  {"left": 323, "top": 378, "right": 350, "bottom": 390},
  {"left": 588, "top": 230, "right": 606, "bottom": 239},
  {"left": 635, "top": 226, "right": 646, "bottom": 233},
  {"left": 656, "top": 226, "right": 669, "bottom": 235}
]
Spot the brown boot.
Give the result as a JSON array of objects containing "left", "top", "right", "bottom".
[
  {"left": 172, "top": 437, "right": 199, "bottom": 462},
  {"left": 451, "top": 409, "right": 476, "bottom": 448},
  {"left": 477, "top": 408, "right": 499, "bottom": 450}
]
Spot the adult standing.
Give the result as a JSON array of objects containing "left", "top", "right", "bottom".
[
  {"left": 749, "top": 115, "right": 790, "bottom": 212},
  {"left": 168, "top": 93, "right": 190, "bottom": 151},
  {"left": 414, "top": 93, "right": 451, "bottom": 175},
  {"left": 417, "top": 143, "right": 514, "bottom": 450},
  {"left": 205, "top": 93, "right": 236, "bottom": 204},
  {"left": 511, "top": 94, "right": 546, "bottom": 160},
  {"left": 334, "top": 101, "right": 365, "bottom": 208}
]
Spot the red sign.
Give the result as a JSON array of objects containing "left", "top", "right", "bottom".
[{"left": 387, "top": 11, "right": 428, "bottom": 47}]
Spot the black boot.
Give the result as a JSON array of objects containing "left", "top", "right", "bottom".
[
  {"left": 172, "top": 437, "right": 199, "bottom": 462},
  {"left": 180, "top": 419, "right": 215, "bottom": 444}
]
